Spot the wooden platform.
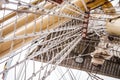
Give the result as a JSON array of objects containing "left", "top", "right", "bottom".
[
  {"left": 33, "top": 39, "right": 120, "bottom": 79},
  {"left": 31, "top": 19, "right": 120, "bottom": 79}
]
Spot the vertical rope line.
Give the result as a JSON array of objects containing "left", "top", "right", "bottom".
[{"left": 0, "top": 4, "right": 6, "bottom": 40}]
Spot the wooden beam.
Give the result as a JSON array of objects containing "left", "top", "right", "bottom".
[
  {"left": 106, "top": 17, "right": 120, "bottom": 36},
  {"left": 0, "top": 0, "right": 44, "bottom": 23},
  {"left": 1, "top": 2, "right": 56, "bottom": 37}
]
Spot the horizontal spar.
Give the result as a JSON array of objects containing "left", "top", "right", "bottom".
[
  {"left": 0, "top": 0, "right": 44, "bottom": 23},
  {"left": 106, "top": 16, "right": 120, "bottom": 36},
  {"left": 0, "top": 18, "right": 69, "bottom": 58},
  {"left": 1, "top": 2, "right": 56, "bottom": 37}
]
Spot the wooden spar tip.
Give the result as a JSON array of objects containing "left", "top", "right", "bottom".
[{"left": 47, "top": 0, "right": 63, "bottom": 4}]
